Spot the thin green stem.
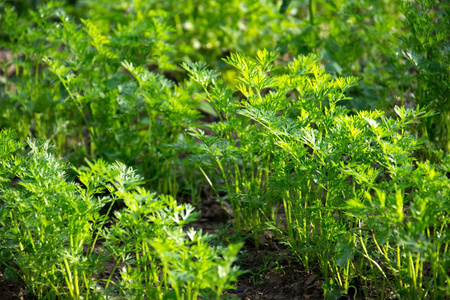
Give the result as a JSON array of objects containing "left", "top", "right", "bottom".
[{"left": 309, "top": 0, "right": 314, "bottom": 26}]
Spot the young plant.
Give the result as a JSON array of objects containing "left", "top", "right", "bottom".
[
  {"left": 151, "top": 228, "right": 243, "bottom": 300},
  {"left": 85, "top": 159, "right": 243, "bottom": 299},
  {"left": 239, "top": 53, "right": 448, "bottom": 297},
  {"left": 184, "top": 50, "right": 289, "bottom": 245},
  {"left": 0, "top": 129, "right": 113, "bottom": 299},
  {"left": 345, "top": 158, "right": 450, "bottom": 299}
]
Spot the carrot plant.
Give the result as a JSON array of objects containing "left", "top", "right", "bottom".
[
  {"left": 0, "top": 129, "right": 113, "bottom": 298},
  {"left": 0, "top": 129, "right": 243, "bottom": 299},
  {"left": 184, "top": 50, "right": 285, "bottom": 245},
  {"left": 83, "top": 159, "right": 243, "bottom": 299},
  {"left": 185, "top": 50, "right": 449, "bottom": 298}
]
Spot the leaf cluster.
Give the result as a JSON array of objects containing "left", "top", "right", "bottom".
[
  {"left": 0, "top": 129, "right": 243, "bottom": 299},
  {"left": 185, "top": 50, "right": 450, "bottom": 297}
]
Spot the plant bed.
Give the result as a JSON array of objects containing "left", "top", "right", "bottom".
[{"left": 1, "top": 1, "right": 449, "bottom": 299}]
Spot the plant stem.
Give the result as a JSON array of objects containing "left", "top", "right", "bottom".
[{"left": 309, "top": 0, "right": 314, "bottom": 26}]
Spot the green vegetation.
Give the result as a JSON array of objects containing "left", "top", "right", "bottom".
[
  {"left": 1, "top": 0, "right": 449, "bottom": 299},
  {"left": 186, "top": 50, "right": 449, "bottom": 298},
  {"left": 0, "top": 128, "right": 242, "bottom": 299}
]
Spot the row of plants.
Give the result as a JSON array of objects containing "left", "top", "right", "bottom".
[
  {"left": 78, "top": 0, "right": 450, "bottom": 153},
  {"left": 0, "top": 128, "right": 242, "bottom": 299},
  {"left": 2, "top": 47, "right": 448, "bottom": 298},
  {"left": 185, "top": 49, "right": 450, "bottom": 298},
  {"left": 0, "top": 0, "right": 449, "bottom": 298},
  {"left": 1, "top": 0, "right": 449, "bottom": 162}
]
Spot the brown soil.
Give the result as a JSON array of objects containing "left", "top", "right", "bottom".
[
  {"left": 0, "top": 277, "right": 29, "bottom": 300},
  {"left": 223, "top": 249, "right": 325, "bottom": 300}
]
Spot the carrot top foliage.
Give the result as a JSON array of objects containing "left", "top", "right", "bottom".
[
  {"left": 185, "top": 49, "right": 449, "bottom": 298},
  {"left": 0, "top": 0, "right": 449, "bottom": 298}
]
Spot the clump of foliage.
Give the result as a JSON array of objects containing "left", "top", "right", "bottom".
[
  {"left": 185, "top": 50, "right": 449, "bottom": 298},
  {"left": 77, "top": 0, "right": 298, "bottom": 70},
  {"left": 401, "top": 0, "right": 450, "bottom": 154},
  {"left": 0, "top": 1, "right": 201, "bottom": 195},
  {"left": 275, "top": 0, "right": 408, "bottom": 111},
  {"left": 1, "top": 0, "right": 448, "bottom": 191},
  {"left": 0, "top": 128, "right": 242, "bottom": 299},
  {"left": 280, "top": 0, "right": 450, "bottom": 157},
  {"left": 1, "top": 0, "right": 449, "bottom": 298}
]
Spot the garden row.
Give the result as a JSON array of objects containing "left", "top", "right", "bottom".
[{"left": 1, "top": 0, "right": 449, "bottom": 298}]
